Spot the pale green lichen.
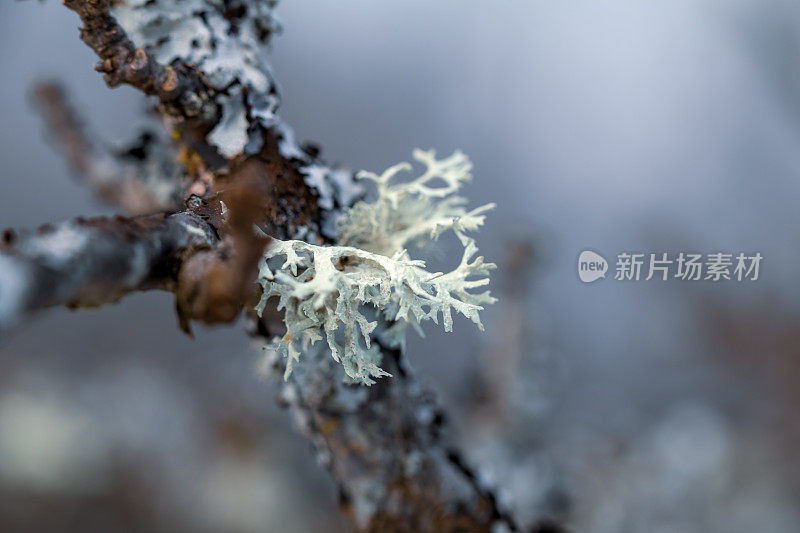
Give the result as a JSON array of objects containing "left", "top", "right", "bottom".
[
  {"left": 256, "top": 150, "right": 496, "bottom": 385},
  {"left": 338, "top": 149, "right": 495, "bottom": 256}
]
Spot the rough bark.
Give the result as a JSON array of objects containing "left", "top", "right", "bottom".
[
  {"left": 0, "top": 211, "right": 216, "bottom": 332},
  {"left": 0, "top": 124, "right": 320, "bottom": 333},
  {"left": 253, "top": 323, "right": 522, "bottom": 532},
  {"left": 63, "top": 0, "right": 220, "bottom": 125}
]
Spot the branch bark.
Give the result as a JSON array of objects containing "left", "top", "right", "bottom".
[
  {"left": 0, "top": 210, "right": 216, "bottom": 332},
  {"left": 63, "top": 0, "right": 220, "bottom": 125},
  {"left": 255, "top": 327, "right": 522, "bottom": 532},
  {"left": 0, "top": 123, "right": 320, "bottom": 333}
]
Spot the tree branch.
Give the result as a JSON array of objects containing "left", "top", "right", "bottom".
[
  {"left": 63, "top": 0, "right": 220, "bottom": 125},
  {"left": 0, "top": 210, "right": 216, "bottom": 332},
  {"left": 33, "top": 82, "right": 177, "bottom": 215},
  {"left": 3, "top": 1, "right": 570, "bottom": 531},
  {"left": 0, "top": 117, "right": 327, "bottom": 332},
  {"left": 253, "top": 325, "right": 522, "bottom": 532}
]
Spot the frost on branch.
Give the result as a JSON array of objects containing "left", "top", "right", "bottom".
[{"left": 256, "top": 150, "right": 496, "bottom": 385}]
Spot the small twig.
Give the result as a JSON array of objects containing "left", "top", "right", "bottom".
[
  {"left": 33, "top": 82, "right": 171, "bottom": 215},
  {"left": 63, "top": 0, "right": 220, "bottom": 125}
]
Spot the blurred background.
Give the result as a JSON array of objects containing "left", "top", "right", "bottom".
[{"left": 2, "top": 0, "right": 800, "bottom": 531}]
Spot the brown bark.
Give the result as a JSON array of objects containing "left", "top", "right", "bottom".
[
  {"left": 0, "top": 210, "right": 215, "bottom": 331},
  {"left": 63, "top": 0, "right": 220, "bottom": 125}
]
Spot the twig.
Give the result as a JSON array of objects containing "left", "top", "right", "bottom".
[
  {"left": 33, "top": 82, "right": 173, "bottom": 215},
  {"left": 63, "top": 0, "right": 220, "bottom": 125}
]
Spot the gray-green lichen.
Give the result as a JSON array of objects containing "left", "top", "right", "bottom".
[{"left": 257, "top": 150, "right": 496, "bottom": 384}]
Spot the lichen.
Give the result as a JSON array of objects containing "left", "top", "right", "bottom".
[
  {"left": 113, "top": 0, "right": 281, "bottom": 158},
  {"left": 338, "top": 149, "right": 495, "bottom": 256},
  {"left": 256, "top": 150, "right": 496, "bottom": 384}
]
